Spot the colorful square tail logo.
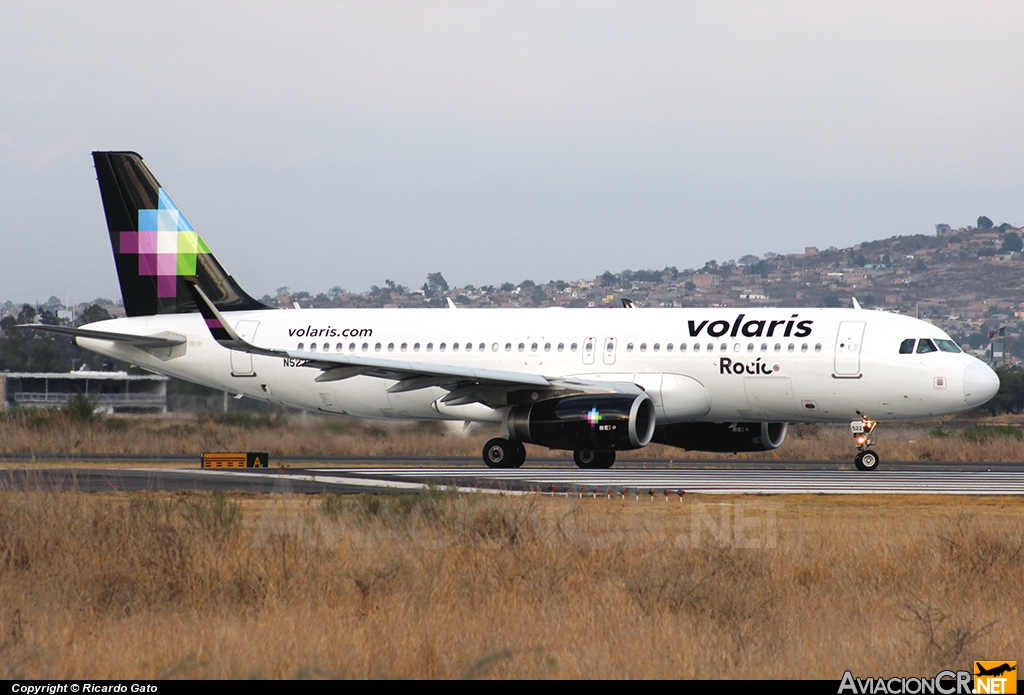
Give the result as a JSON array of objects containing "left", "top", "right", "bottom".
[
  {"left": 974, "top": 661, "right": 1017, "bottom": 694},
  {"left": 119, "top": 188, "right": 211, "bottom": 298}
]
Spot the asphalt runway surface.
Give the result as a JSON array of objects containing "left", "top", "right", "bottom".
[{"left": 2, "top": 456, "right": 1024, "bottom": 495}]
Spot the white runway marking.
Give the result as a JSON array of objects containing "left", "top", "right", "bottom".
[{"left": 315, "top": 468, "right": 1024, "bottom": 495}]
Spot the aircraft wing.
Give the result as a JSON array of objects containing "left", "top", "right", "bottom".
[
  {"left": 185, "top": 279, "right": 641, "bottom": 407},
  {"left": 10, "top": 324, "right": 187, "bottom": 349}
]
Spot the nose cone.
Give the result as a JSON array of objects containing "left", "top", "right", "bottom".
[{"left": 963, "top": 361, "right": 1000, "bottom": 408}]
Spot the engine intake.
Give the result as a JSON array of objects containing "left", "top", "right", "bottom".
[
  {"left": 508, "top": 394, "right": 656, "bottom": 451},
  {"left": 652, "top": 422, "right": 788, "bottom": 453}
]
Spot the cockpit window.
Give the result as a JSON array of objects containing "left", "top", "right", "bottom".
[
  {"left": 935, "top": 339, "right": 962, "bottom": 353},
  {"left": 899, "top": 339, "right": 915, "bottom": 354},
  {"left": 916, "top": 338, "right": 938, "bottom": 354}
]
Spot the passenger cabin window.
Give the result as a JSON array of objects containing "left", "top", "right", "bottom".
[
  {"left": 679, "top": 343, "right": 686, "bottom": 352},
  {"left": 814, "top": 343, "right": 822, "bottom": 352},
  {"left": 413, "top": 342, "right": 420, "bottom": 352},
  {"left": 899, "top": 339, "right": 915, "bottom": 354},
  {"left": 375, "top": 343, "right": 381, "bottom": 352},
  {"left": 626, "top": 343, "right": 634, "bottom": 352},
  {"left": 439, "top": 343, "right": 446, "bottom": 352},
  {"left": 505, "top": 343, "right": 512, "bottom": 352},
  {"left": 336, "top": 343, "right": 343, "bottom": 352},
  {"left": 387, "top": 343, "right": 394, "bottom": 352},
  {"left": 916, "top": 339, "right": 938, "bottom": 354},
  {"left": 426, "top": 343, "right": 433, "bottom": 352},
  {"left": 309, "top": 344, "right": 317, "bottom": 352},
  {"left": 557, "top": 343, "right": 564, "bottom": 352},
  {"left": 518, "top": 343, "right": 525, "bottom": 352},
  {"left": 653, "top": 343, "right": 660, "bottom": 352},
  {"left": 570, "top": 343, "right": 578, "bottom": 352},
  {"left": 667, "top": 343, "right": 674, "bottom": 352},
  {"left": 640, "top": 343, "right": 647, "bottom": 352},
  {"left": 492, "top": 343, "right": 499, "bottom": 352},
  {"left": 544, "top": 343, "right": 551, "bottom": 352},
  {"left": 401, "top": 343, "right": 408, "bottom": 352},
  {"left": 349, "top": 342, "right": 356, "bottom": 351},
  {"left": 297, "top": 343, "right": 305, "bottom": 351}
]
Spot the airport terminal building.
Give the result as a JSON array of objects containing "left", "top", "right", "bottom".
[{"left": 0, "top": 371, "right": 168, "bottom": 413}]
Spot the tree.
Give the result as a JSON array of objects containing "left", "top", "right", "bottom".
[
  {"left": 977, "top": 216, "right": 994, "bottom": 230},
  {"left": 823, "top": 295, "right": 841, "bottom": 308},
  {"left": 500, "top": 282, "right": 515, "bottom": 292},
  {"left": 16, "top": 304, "right": 36, "bottom": 324},
  {"left": 425, "top": 272, "right": 448, "bottom": 295},
  {"left": 935, "top": 223, "right": 951, "bottom": 235},
  {"left": 530, "top": 285, "right": 548, "bottom": 306},
  {"left": 600, "top": 271, "right": 617, "bottom": 287},
  {"left": 78, "top": 304, "right": 112, "bottom": 326},
  {"left": 1000, "top": 232, "right": 1022, "bottom": 253}
]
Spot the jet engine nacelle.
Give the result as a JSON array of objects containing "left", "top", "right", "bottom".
[
  {"left": 507, "top": 393, "right": 656, "bottom": 451},
  {"left": 652, "top": 421, "right": 788, "bottom": 453}
]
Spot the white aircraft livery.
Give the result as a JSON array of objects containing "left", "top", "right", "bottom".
[{"left": 24, "top": 152, "right": 1001, "bottom": 470}]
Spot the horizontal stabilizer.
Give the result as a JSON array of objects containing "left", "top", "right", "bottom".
[{"left": 11, "top": 324, "right": 187, "bottom": 349}]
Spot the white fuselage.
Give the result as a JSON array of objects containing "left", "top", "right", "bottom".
[{"left": 77, "top": 306, "right": 996, "bottom": 425}]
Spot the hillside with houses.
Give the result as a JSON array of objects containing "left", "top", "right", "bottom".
[{"left": 4, "top": 217, "right": 1023, "bottom": 369}]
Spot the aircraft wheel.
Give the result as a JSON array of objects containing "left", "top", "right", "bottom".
[
  {"left": 483, "top": 438, "right": 518, "bottom": 468},
  {"left": 854, "top": 450, "right": 880, "bottom": 471},
  {"left": 511, "top": 440, "right": 527, "bottom": 469},
  {"left": 574, "top": 450, "right": 616, "bottom": 469}
]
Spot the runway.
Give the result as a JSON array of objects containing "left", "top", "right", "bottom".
[{"left": 3, "top": 462, "right": 1024, "bottom": 495}]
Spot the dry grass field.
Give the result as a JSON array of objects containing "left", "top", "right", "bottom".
[
  {"left": 1, "top": 408, "right": 1023, "bottom": 462},
  {"left": 0, "top": 487, "right": 1021, "bottom": 679}
]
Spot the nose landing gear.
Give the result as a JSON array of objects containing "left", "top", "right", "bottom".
[{"left": 851, "top": 415, "right": 880, "bottom": 471}]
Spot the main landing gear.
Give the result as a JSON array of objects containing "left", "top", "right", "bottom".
[
  {"left": 573, "top": 450, "right": 616, "bottom": 469},
  {"left": 483, "top": 438, "right": 526, "bottom": 469},
  {"left": 481, "top": 439, "right": 618, "bottom": 469},
  {"left": 850, "top": 415, "right": 880, "bottom": 471}
]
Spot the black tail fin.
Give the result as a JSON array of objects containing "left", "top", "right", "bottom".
[{"left": 92, "top": 151, "right": 267, "bottom": 317}]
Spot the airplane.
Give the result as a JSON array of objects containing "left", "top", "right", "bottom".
[
  {"left": 975, "top": 663, "right": 1016, "bottom": 678},
  {"left": 19, "top": 151, "right": 1001, "bottom": 471}
]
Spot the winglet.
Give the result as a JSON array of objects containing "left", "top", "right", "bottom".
[
  {"left": 184, "top": 278, "right": 279, "bottom": 357},
  {"left": 446, "top": 297, "right": 458, "bottom": 309},
  {"left": 852, "top": 297, "right": 862, "bottom": 310}
]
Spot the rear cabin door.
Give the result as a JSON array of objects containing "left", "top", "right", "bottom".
[{"left": 230, "top": 321, "right": 260, "bottom": 377}]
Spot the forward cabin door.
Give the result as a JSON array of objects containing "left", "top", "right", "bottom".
[
  {"left": 230, "top": 321, "right": 260, "bottom": 377},
  {"left": 833, "top": 321, "right": 865, "bottom": 377}
]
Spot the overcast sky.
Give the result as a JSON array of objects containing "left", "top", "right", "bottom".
[{"left": 2, "top": 1, "right": 1022, "bottom": 304}]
